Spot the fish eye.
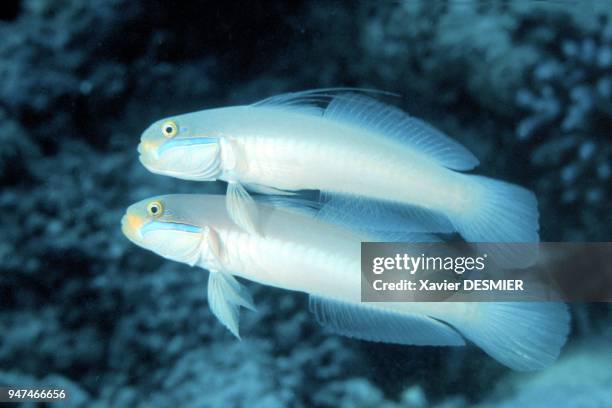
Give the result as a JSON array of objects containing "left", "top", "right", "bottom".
[
  {"left": 161, "top": 120, "right": 178, "bottom": 138},
  {"left": 147, "top": 201, "right": 163, "bottom": 217}
]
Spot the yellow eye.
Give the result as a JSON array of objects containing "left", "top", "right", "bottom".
[
  {"left": 161, "top": 120, "right": 178, "bottom": 138},
  {"left": 147, "top": 201, "right": 163, "bottom": 217}
]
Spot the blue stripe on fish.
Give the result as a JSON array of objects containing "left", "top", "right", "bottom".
[
  {"left": 159, "top": 137, "right": 218, "bottom": 154},
  {"left": 141, "top": 221, "right": 202, "bottom": 235}
]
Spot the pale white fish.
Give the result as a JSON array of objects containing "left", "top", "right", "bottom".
[
  {"left": 137, "top": 89, "right": 539, "bottom": 264},
  {"left": 121, "top": 194, "right": 569, "bottom": 371}
]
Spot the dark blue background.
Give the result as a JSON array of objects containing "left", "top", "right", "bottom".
[{"left": 0, "top": 1, "right": 611, "bottom": 406}]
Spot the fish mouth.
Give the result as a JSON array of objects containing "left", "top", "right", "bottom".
[
  {"left": 137, "top": 140, "right": 148, "bottom": 159},
  {"left": 137, "top": 146, "right": 163, "bottom": 172},
  {"left": 137, "top": 142, "right": 150, "bottom": 168},
  {"left": 137, "top": 140, "right": 161, "bottom": 163},
  {"left": 120, "top": 214, "right": 131, "bottom": 237},
  {"left": 121, "top": 213, "right": 144, "bottom": 240}
]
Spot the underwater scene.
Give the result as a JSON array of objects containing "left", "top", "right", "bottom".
[{"left": 1, "top": 1, "right": 611, "bottom": 407}]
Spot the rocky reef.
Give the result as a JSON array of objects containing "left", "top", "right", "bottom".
[{"left": 1, "top": 1, "right": 610, "bottom": 406}]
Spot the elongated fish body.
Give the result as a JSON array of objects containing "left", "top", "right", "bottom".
[
  {"left": 121, "top": 194, "right": 569, "bottom": 371},
  {"left": 137, "top": 90, "right": 540, "bottom": 263},
  {"left": 210, "top": 106, "right": 463, "bottom": 212},
  {"left": 216, "top": 201, "right": 363, "bottom": 299}
]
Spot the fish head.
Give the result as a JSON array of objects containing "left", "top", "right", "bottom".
[
  {"left": 121, "top": 195, "right": 207, "bottom": 265},
  {"left": 138, "top": 112, "right": 222, "bottom": 181}
]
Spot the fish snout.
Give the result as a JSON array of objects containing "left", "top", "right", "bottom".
[
  {"left": 121, "top": 212, "right": 145, "bottom": 239},
  {"left": 137, "top": 139, "right": 161, "bottom": 163}
]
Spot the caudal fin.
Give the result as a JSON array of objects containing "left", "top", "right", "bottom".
[
  {"left": 452, "top": 175, "right": 540, "bottom": 267},
  {"left": 453, "top": 302, "right": 570, "bottom": 371}
]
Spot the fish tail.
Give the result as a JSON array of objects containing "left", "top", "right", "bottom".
[
  {"left": 448, "top": 302, "right": 570, "bottom": 371},
  {"left": 451, "top": 175, "right": 540, "bottom": 267}
]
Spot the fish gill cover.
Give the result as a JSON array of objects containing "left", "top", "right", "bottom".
[{"left": 0, "top": 1, "right": 611, "bottom": 407}]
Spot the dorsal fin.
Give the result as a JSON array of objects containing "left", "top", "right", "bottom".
[
  {"left": 251, "top": 87, "right": 397, "bottom": 110},
  {"left": 317, "top": 192, "right": 455, "bottom": 235},
  {"left": 255, "top": 195, "right": 321, "bottom": 218},
  {"left": 323, "top": 94, "right": 479, "bottom": 171},
  {"left": 252, "top": 89, "right": 479, "bottom": 171},
  {"left": 257, "top": 194, "right": 445, "bottom": 243}
]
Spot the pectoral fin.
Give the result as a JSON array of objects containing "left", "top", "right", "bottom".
[
  {"left": 208, "top": 270, "right": 256, "bottom": 339},
  {"left": 205, "top": 226, "right": 223, "bottom": 268},
  {"left": 226, "top": 182, "right": 259, "bottom": 234}
]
